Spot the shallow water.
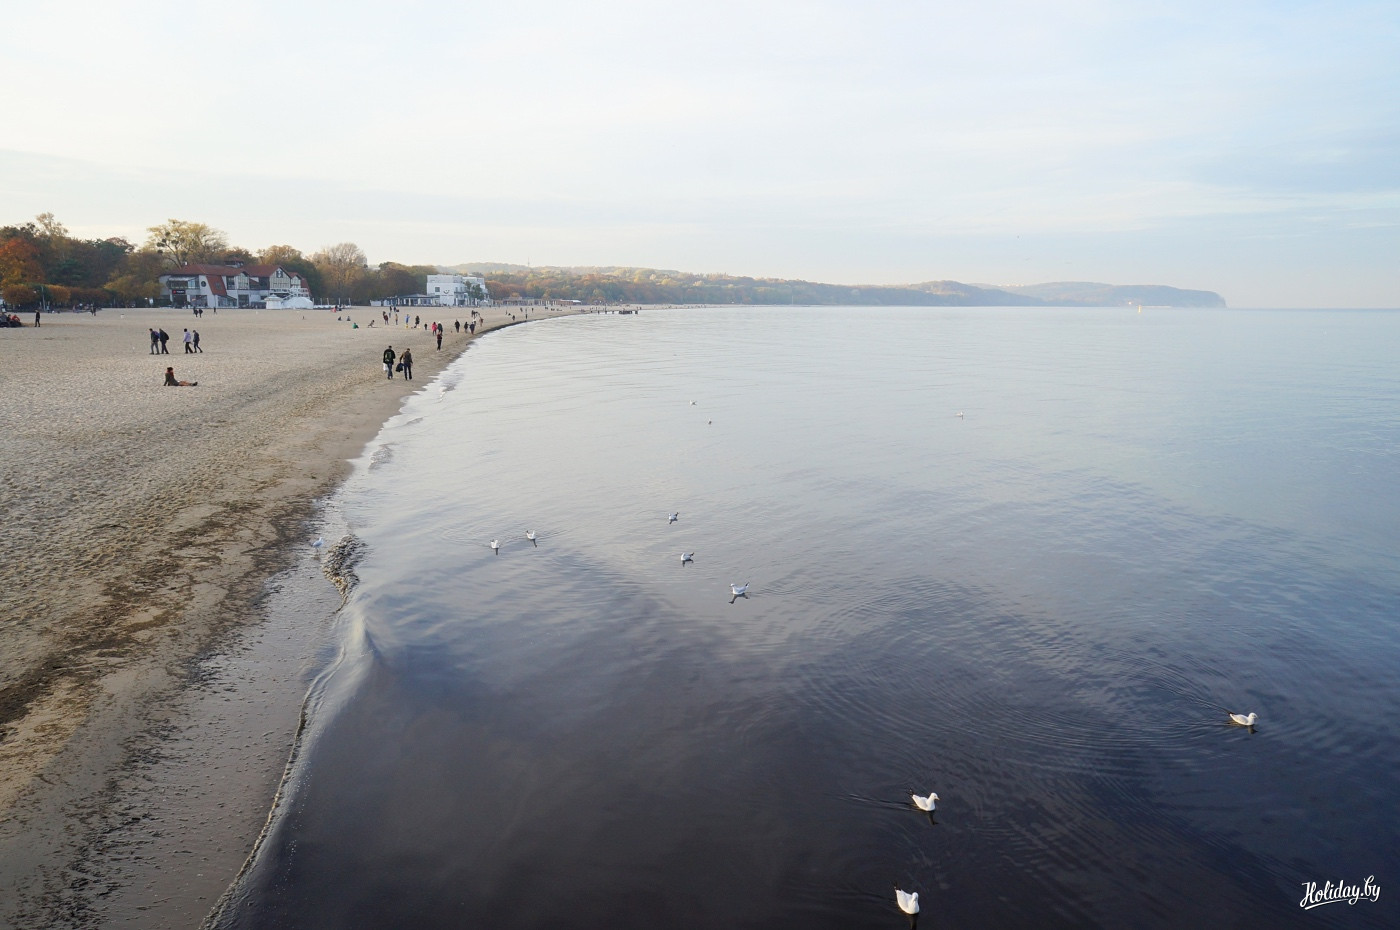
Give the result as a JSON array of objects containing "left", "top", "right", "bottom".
[{"left": 215, "top": 307, "right": 1399, "bottom": 929}]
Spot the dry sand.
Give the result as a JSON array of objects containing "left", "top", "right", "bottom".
[{"left": 0, "top": 303, "right": 575, "bottom": 928}]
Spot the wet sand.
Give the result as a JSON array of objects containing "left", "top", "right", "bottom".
[{"left": 0, "top": 303, "right": 573, "bottom": 928}]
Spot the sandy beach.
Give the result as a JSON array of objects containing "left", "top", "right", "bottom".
[{"left": 0, "top": 303, "right": 574, "bottom": 928}]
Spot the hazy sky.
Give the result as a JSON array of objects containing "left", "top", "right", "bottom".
[{"left": 3, "top": 0, "right": 1396, "bottom": 306}]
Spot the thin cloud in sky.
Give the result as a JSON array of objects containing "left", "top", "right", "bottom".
[{"left": 1, "top": 0, "right": 1396, "bottom": 305}]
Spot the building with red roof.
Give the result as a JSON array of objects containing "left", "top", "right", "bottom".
[{"left": 158, "top": 261, "right": 311, "bottom": 309}]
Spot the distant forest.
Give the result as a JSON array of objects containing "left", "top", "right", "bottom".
[
  {"left": 0, "top": 213, "right": 1224, "bottom": 309},
  {"left": 455, "top": 264, "right": 1226, "bottom": 308}
]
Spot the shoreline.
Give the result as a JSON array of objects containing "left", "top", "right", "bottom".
[{"left": 0, "top": 303, "right": 579, "bottom": 927}]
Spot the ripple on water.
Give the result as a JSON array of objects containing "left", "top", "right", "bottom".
[{"left": 217, "top": 308, "right": 1400, "bottom": 930}]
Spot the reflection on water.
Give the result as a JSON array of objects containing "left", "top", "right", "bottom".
[{"left": 214, "top": 308, "right": 1400, "bottom": 929}]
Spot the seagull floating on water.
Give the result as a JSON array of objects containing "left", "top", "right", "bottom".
[
  {"left": 311, "top": 537, "right": 324, "bottom": 550},
  {"left": 668, "top": 512, "right": 679, "bottom": 524},
  {"left": 490, "top": 539, "right": 500, "bottom": 554},
  {"left": 895, "top": 888, "right": 920, "bottom": 915},
  {"left": 729, "top": 582, "right": 749, "bottom": 603},
  {"left": 956, "top": 411, "right": 964, "bottom": 418},
  {"left": 526, "top": 530, "right": 537, "bottom": 547},
  {"left": 912, "top": 792, "right": 939, "bottom": 812},
  {"left": 681, "top": 552, "right": 694, "bottom": 565},
  {"left": 1228, "top": 712, "right": 1257, "bottom": 727}
]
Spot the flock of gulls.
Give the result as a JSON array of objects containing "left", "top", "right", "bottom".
[
  {"left": 309, "top": 396, "right": 1261, "bottom": 924},
  {"left": 474, "top": 508, "right": 757, "bottom": 608}
]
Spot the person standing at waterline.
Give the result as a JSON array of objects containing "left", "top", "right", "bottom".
[
  {"left": 400, "top": 347, "right": 413, "bottom": 380},
  {"left": 382, "top": 345, "right": 396, "bottom": 380}
]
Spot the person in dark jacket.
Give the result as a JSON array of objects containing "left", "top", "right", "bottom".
[
  {"left": 400, "top": 348, "right": 413, "bottom": 380},
  {"left": 383, "top": 345, "right": 396, "bottom": 379}
]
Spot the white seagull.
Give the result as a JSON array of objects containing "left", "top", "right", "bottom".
[
  {"left": 525, "top": 530, "right": 537, "bottom": 547},
  {"left": 681, "top": 552, "right": 694, "bottom": 565},
  {"left": 668, "top": 512, "right": 679, "bottom": 524},
  {"left": 729, "top": 582, "right": 749, "bottom": 603},
  {"left": 912, "top": 792, "right": 939, "bottom": 812},
  {"left": 490, "top": 539, "right": 500, "bottom": 554},
  {"left": 895, "top": 888, "right": 920, "bottom": 915},
  {"left": 1228, "top": 712, "right": 1257, "bottom": 727},
  {"left": 312, "top": 536, "right": 324, "bottom": 550},
  {"left": 955, "top": 411, "right": 964, "bottom": 418}
]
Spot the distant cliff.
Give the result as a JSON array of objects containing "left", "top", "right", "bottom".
[
  {"left": 978, "top": 281, "right": 1227, "bottom": 308},
  {"left": 444, "top": 264, "right": 1226, "bottom": 308}
]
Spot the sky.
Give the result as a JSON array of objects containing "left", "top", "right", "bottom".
[{"left": 2, "top": 0, "right": 1396, "bottom": 307}]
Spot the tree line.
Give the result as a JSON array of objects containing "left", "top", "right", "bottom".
[
  {"left": 1, "top": 212, "right": 1223, "bottom": 311},
  {"left": 474, "top": 267, "right": 1039, "bottom": 307},
  {"left": 0, "top": 214, "right": 440, "bottom": 309}
]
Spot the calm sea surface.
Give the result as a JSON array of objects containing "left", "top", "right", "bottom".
[{"left": 214, "top": 307, "right": 1399, "bottom": 929}]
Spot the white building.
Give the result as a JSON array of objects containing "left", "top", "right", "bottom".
[
  {"left": 159, "top": 262, "right": 311, "bottom": 309},
  {"left": 425, "top": 273, "right": 489, "bottom": 306},
  {"left": 265, "top": 294, "right": 314, "bottom": 310}
]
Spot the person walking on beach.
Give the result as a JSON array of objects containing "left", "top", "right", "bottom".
[
  {"left": 158, "top": 329, "right": 170, "bottom": 353},
  {"left": 192, "top": 329, "right": 203, "bottom": 352},
  {"left": 34, "top": 310, "right": 41, "bottom": 327},
  {"left": 383, "top": 345, "right": 396, "bottom": 379},
  {"left": 149, "top": 328, "right": 160, "bottom": 354},
  {"left": 400, "top": 347, "right": 413, "bottom": 380},
  {"left": 183, "top": 328, "right": 194, "bottom": 353},
  {"left": 436, "top": 326, "right": 443, "bottom": 350}
]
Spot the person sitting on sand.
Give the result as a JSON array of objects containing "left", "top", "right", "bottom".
[{"left": 164, "top": 367, "right": 197, "bottom": 386}]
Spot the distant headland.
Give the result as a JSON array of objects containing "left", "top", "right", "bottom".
[{"left": 448, "top": 264, "right": 1227, "bottom": 308}]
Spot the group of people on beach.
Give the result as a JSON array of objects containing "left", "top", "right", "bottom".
[
  {"left": 374, "top": 311, "right": 493, "bottom": 380},
  {"left": 148, "top": 327, "right": 202, "bottom": 353},
  {"left": 383, "top": 345, "right": 414, "bottom": 380}
]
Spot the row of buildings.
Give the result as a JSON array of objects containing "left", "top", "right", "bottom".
[{"left": 156, "top": 264, "right": 490, "bottom": 309}]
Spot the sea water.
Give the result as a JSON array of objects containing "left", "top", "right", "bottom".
[{"left": 213, "top": 307, "right": 1399, "bottom": 929}]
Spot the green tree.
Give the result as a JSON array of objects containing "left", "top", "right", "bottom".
[
  {"left": 104, "top": 248, "right": 167, "bottom": 305},
  {"left": 144, "top": 219, "right": 229, "bottom": 268},
  {"left": 104, "top": 274, "right": 160, "bottom": 306},
  {"left": 312, "top": 242, "right": 367, "bottom": 304}
]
